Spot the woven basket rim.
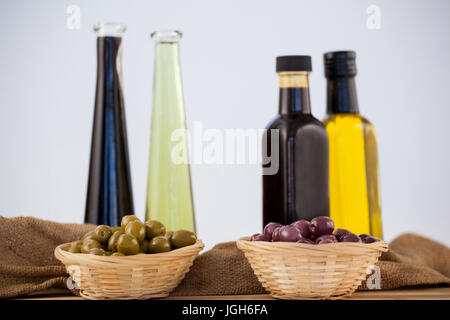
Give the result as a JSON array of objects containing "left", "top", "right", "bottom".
[
  {"left": 237, "top": 237, "right": 388, "bottom": 254},
  {"left": 55, "top": 239, "right": 204, "bottom": 266}
]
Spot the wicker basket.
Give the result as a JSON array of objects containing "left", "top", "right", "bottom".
[
  {"left": 55, "top": 239, "right": 204, "bottom": 300},
  {"left": 237, "top": 237, "right": 388, "bottom": 300}
]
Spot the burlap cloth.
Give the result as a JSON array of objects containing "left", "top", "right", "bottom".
[{"left": 0, "top": 216, "right": 449, "bottom": 299}]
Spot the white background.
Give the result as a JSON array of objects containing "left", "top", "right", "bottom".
[{"left": 1, "top": 0, "right": 449, "bottom": 249}]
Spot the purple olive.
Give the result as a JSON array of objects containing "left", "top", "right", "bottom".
[
  {"left": 334, "top": 228, "right": 351, "bottom": 241},
  {"left": 264, "top": 222, "right": 283, "bottom": 238},
  {"left": 317, "top": 239, "right": 336, "bottom": 244},
  {"left": 271, "top": 227, "right": 281, "bottom": 242},
  {"left": 291, "top": 220, "right": 311, "bottom": 239},
  {"left": 296, "top": 238, "right": 315, "bottom": 244},
  {"left": 309, "top": 216, "right": 335, "bottom": 236},
  {"left": 360, "top": 235, "right": 379, "bottom": 243},
  {"left": 277, "top": 225, "right": 302, "bottom": 242},
  {"left": 251, "top": 233, "right": 271, "bottom": 242},
  {"left": 315, "top": 234, "right": 337, "bottom": 243},
  {"left": 310, "top": 234, "right": 318, "bottom": 242},
  {"left": 341, "top": 233, "right": 362, "bottom": 243}
]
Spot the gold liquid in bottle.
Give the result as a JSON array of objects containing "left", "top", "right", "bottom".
[{"left": 323, "top": 51, "right": 383, "bottom": 238}]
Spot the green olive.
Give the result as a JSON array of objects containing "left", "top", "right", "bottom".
[
  {"left": 94, "top": 225, "right": 113, "bottom": 244},
  {"left": 108, "top": 230, "right": 124, "bottom": 252},
  {"left": 164, "top": 230, "right": 174, "bottom": 241},
  {"left": 104, "top": 251, "right": 112, "bottom": 256},
  {"left": 125, "top": 220, "right": 146, "bottom": 242},
  {"left": 139, "top": 239, "right": 150, "bottom": 253},
  {"left": 111, "top": 252, "right": 125, "bottom": 257},
  {"left": 111, "top": 226, "right": 122, "bottom": 233},
  {"left": 145, "top": 220, "right": 166, "bottom": 239},
  {"left": 117, "top": 234, "right": 140, "bottom": 255},
  {"left": 171, "top": 230, "right": 197, "bottom": 248},
  {"left": 81, "top": 231, "right": 96, "bottom": 241},
  {"left": 88, "top": 248, "right": 106, "bottom": 256},
  {"left": 148, "top": 236, "right": 171, "bottom": 253},
  {"left": 121, "top": 215, "right": 140, "bottom": 230},
  {"left": 81, "top": 238, "right": 102, "bottom": 253},
  {"left": 66, "top": 241, "right": 81, "bottom": 253}
]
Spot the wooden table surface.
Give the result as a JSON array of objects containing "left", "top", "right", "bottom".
[{"left": 16, "top": 287, "right": 450, "bottom": 300}]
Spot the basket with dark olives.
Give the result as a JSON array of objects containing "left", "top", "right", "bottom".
[
  {"left": 65, "top": 215, "right": 198, "bottom": 256},
  {"left": 251, "top": 216, "right": 381, "bottom": 244},
  {"left": 237, "top": 217, "right": 388, "bottom": 300}
]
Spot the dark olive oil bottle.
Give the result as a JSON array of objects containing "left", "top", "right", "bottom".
[
  {"left": 263, "top": 56, "right": 329, "bottom": 227},
  {"left": 85, "top": 23, "right": 134, "bottom": 226}
]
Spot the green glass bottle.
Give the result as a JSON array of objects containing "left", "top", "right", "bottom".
[{"left": 145, "top": 30, "right": 196, "bottom": 232}]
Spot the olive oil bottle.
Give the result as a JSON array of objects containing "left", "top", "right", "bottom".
[
  {"left": 263, "top": 56, "right": 329, "bottom": 227},
  {"left": 323, "top": 51, "right": 383, "bottom": 238},
  {"left": 145, "top": 30, "right": 196, "bottom": 232}
]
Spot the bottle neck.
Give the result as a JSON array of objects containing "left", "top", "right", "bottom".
[
  {"left": 278, "top": 72, "right": 311, "bottom": 115},
  {"left": 96, "top": 36, "right": 123, "bottom": 81},
  {"left": 152, "top": 41, "right": 182, "bottom": 102},
  {"left": 154, "top": 41, "right": 180, "bottom": 71},
  {"left": 152, "top": 30, "right": 182, "bottom": 74},
  {"left": 326, "top": 76, "right": 359, "bottom": 114}
]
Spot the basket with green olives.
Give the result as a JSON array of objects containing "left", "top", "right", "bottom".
[{"left": 66, "top": 215, "right": 197, "bottom": 256}]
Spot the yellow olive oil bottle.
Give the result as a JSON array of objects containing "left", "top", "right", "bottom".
[{"left": 323, "top": 51, "right": 383, "bottom": 238}]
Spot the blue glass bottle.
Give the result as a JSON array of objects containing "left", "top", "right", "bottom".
[{"left": 85, "top": 23, "right": 134, "bottom": 226}]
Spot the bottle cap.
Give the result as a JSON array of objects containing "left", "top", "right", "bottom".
[
  {"left": 276, "top": 56, "right": 312, "bottom": 72},
  {"left": 93, "top": 23, "right": 126, "bottom": 37},
  {"left": 324, "top": 51, "right": 357, "bottom": 77}
]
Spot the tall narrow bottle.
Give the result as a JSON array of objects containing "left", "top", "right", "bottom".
[
  {"left": 85, "top": 23, "right": 134, "bottom": 226},
  {"left": 145, "top": 30, "right": 195, "bottom": 232},
  {"left": 323, "top": 51, "right": 383, "bottom": 238},
  {"left": 263, "top": 56, "right": 329, "bottom": 227}
]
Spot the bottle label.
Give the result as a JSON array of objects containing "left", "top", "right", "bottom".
[{"left": 278, "top": 71, "right": 309, "bottom": 88}]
